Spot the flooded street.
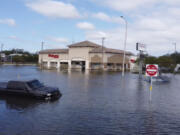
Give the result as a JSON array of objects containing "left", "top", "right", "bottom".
[{"left": 0, "top": 66, "right": 180, "bottom": 135}]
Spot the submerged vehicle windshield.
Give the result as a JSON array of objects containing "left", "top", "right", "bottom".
[{"left": 27, "top": 80, "right": 44, "bottom": 89}]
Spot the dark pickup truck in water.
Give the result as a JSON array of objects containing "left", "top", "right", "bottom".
[{"left": 0, "top": 79, "right": 61, "bottom": 100}]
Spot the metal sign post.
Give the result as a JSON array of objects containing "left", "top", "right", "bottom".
[
  {"left": 136, "top": 43, "right": 146, "bottom": 78},
  {"left": 150, "top": 76, "right": 152, "bottom": 101},
  {"left": 146, "top": 64, "right": 158, "bottom": 102}
]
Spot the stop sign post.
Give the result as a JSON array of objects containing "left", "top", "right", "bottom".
[{"left": 146, "top": 64, "right": 159, "bottom": 101}]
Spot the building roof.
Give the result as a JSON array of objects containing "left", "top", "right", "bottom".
[
  {"left": 38, "top": 41, "right": 133, "bottom": 55},
  {"left": 89, "top": 47, "right": 132, "bottom": 55},
  {"left": 68, "top": 41, "right": 101, "bottom": 48},
  {"left": 39, "top": 49, "right": 68, "bottom": 54}
]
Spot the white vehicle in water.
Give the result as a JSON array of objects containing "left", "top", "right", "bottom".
[
  {"left": 174, "top": 64, "right": 180, "bottom": 73},
  {"left": 145, "top": 75, "right": 170, "bottom": 83}
]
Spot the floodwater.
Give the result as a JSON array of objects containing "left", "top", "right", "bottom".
[{"left": 0, "top": 66, "right": 180, "bottom": 135}]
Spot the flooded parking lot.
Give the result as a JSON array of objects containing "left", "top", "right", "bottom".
[{"left": 0, "top": 66, "right": 180, "bottom": 135}]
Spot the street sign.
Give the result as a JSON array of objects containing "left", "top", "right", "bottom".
[
  {"left": 146, "top": 64, "right": 158, "bottom": 102},
  {"left": 146, "top": 64, "right": 158, "bottom": 77},
  {"left": 48, "top": 54, "right": 59, "bottom": 58},
  {"left": 136, "top": 42, "right": 146, "bottom": 51}
]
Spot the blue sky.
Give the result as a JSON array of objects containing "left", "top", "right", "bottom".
[{"left": 0, "top": 0, "right": 180, "bottom": 56}]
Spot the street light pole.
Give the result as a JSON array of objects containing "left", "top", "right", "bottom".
[
  {"left": 121, "top": 16, "right": 128, "bottom": 77},
  {"left": 173, "top": 42, "right": 177, "bottom": 66},
  {"left": 0, "top": 44, "right": 4, "bottom": 63},
  {"left": 173, "top": 42, "right": 177, "bottom": 53}
]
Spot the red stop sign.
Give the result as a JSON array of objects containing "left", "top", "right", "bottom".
[{"left": 146, "top": 64, "right": 158, "bottom": 77}]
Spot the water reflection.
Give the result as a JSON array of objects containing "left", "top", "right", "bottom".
[
  {"left": 0, "top": 66, "right": 180, "bottom": 135},
  {"left": 0, "top": 95, "right": 41, "bottom": 110},
  {"left": 0, "top": 95, "right": 59, "bottom": 111}
]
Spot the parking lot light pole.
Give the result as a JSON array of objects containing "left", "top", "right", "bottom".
[
  {"left": 121, "top": 16, "right": 128, "bottom": 77},
  {"left": 173, "top": 43, "right": 177, "bottom": 66},
  {"left": 0, "top": 44, "right": 4, "bottom": 63}
]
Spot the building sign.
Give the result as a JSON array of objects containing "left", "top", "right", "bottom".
[
  {"left": 136, "top": 42, "right": 146, "bottom": 51},
  {"left": 48, "top": 54, "right": 59, "bottom": 58},
  {"left": 146, "top": 64, "right": 158, "bottom": 77},
  {"left": 130, "top": 59, "right": 136, "bottom": 63}
]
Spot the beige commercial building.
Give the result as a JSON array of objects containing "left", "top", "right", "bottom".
[{"left": 39, "top": 41, "right": 133, "bottom": 71}]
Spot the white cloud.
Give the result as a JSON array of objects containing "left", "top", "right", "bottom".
[
  {"left": 137, "top": 18, "right": 167, "bottom": 31},
  {"left": 22, "top": 0, "right": 180, "bottom": 55},
  {"left": 168, "top": 8, "right": 180, "bottom": 17},
  {"left": 76, "top": 22, "right": 95, "bottom": 30},
  {"left": 93, "top": 12, "right": 110, "bottom": 21},
  {"left": 9, "top": 35, "right": 18, "bottom": 40},
  {"left": 93, "top": 0, "right": 157, "bottom": 11},
  {"left": 88, "top": 0, "right": 180, "bottom": 56},
  {"left": 86, "top": 30, "right": 108, "bottom": 39},
  {"left": 92, "top": 12, "right": 123, "bottom": 24},
  {"left": 26, "top": 0, "right": 81, "bottom": 19},
  {"left": 104, "top": 0, "right": 144, "bottom": 11},
  {"left": 164, "top": 0, "right": 180, "bottom": 5},
  {"left": 85, "top": 11, "right": 180, "bottom": 56},
  {"left": 49, "top": 37, "right": 69, "bottom": 44},
  {"left": 94, "top": 0, "right": 180, "bottom": 12},
  {"left": 0, "top": 19, "right": 16, "bottom": 26}
]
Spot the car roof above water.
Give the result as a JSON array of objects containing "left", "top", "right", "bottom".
[{"left": 8, "top": 79, "right": 39, "bottom": 83}]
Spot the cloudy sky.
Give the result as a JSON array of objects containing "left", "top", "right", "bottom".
[{"left": 0, "top": 0, "right": 179, "bottom": 56}]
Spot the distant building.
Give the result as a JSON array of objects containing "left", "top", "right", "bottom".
[
  {"left": 9, "top": 53, "right": 23, "bottom": 57},
  {"left": 0, "top": 53, "right": 24, "bottom": 62},
  {"left": 129, "top": 55, "right": 139, "bottom": 73},
  {"left": 39, "top": 41, "right": 134, "bottom": 71},
  {"left": 0, "top": 53, "right": 5, "bottom": 58},
  {"left": 0, "top": 53, "right": 6, "bottom": 62}
]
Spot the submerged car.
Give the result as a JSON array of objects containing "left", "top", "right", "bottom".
[{"left": 0, "top": 79, "right": 62, "bottom": 100}]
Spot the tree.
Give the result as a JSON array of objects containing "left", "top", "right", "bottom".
[
  {"left": 2, "top": 49, "right": 38, "bottom": 63},
  {"left": 144, "top": 56, "right": 158, "bottom": 64},
  {"left": 157, "top": 55, "right": 174, "bottom": 67}
]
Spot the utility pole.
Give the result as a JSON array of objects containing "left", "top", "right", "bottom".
[
  {"left": 102, "top": 37, "right": 105, "bottom": 69},
  {"left": 173, "top": 42, "right": 177, "bottom": 66},
  {"left": 41, "top": 42, "right": 44, "bottom": 69},
  {"left": 0, "top": 44, "right": 4, "bottom": 63},
  {"left": 174, "top": 43, "right": 177, "bottom": 53},
  {"left": 41, "top": 42, "right": 44, "bottom": 51}
]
